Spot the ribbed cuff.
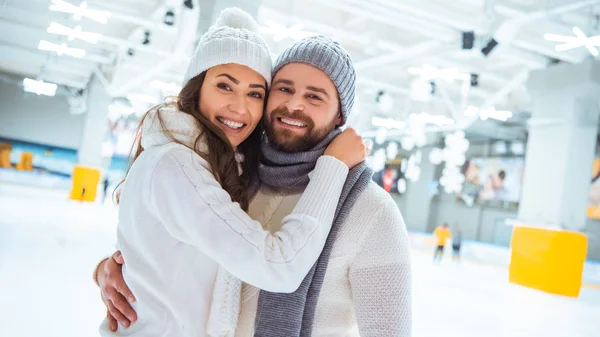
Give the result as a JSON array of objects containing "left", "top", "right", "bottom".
[{"left": 294, "top": 156, "right": 349, "bottom": 220}]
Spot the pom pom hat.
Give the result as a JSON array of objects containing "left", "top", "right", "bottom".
[{"left": 182, "top": 7, "right": 272, "bottom": 87}]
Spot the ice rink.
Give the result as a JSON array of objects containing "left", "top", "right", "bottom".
[{"left": 1, "top": 183, "right": 599, "bottom": 337}]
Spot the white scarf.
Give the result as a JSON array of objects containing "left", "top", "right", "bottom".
[{"left": 140, "top": 102, "right": 242, "bottom": 337}]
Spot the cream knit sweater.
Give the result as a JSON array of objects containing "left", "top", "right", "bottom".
[
  {"left": 100, "top": 104, "right": 353, "bottom": 337},
  {"left": 235, "top": 183, "right": 412, "bottom": 336}
]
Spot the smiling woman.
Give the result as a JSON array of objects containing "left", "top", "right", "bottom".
[
  {"left": 199, "top": 64, "right": 267, "bottom": 148},
  {"left": 94, "top": 7, "right": 369, "bottom": 337}
]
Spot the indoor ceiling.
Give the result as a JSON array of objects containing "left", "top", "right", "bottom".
[{"left": 1, "top": 0, "right": 599, "bottom": 142}]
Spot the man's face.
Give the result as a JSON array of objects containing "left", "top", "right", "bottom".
[{"left": 264, "top": 63, "right": 342, "bottom": 152}]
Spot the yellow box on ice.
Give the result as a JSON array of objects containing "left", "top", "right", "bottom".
[
  {"left": 70, "top": 165, "right": 101, "bottom": 202},
  {"left": 509, "top": 225, "right": 587, "bottom": 297}
]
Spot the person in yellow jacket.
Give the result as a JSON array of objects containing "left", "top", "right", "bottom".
[{"left": 433, "top": 223, "right": 452, "bottom": 263}]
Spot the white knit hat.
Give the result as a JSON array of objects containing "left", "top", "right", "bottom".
[{"left": 182, "top": 7, "right": 272, "bottom": 87}]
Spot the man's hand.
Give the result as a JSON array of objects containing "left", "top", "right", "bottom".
[{"left": 98, "top": 251, "right": 137, "bottom": 331}]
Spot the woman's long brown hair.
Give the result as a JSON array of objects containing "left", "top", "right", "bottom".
[{"left": 114, "top": 72, "right": 263, "bottom": 211}]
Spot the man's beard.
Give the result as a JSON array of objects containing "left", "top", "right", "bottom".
[{"left": 265, "top": 106, "right": 337, "bottom": 153}]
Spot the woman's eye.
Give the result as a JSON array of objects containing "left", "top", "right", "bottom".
[
  {"left": 249, "top": 92, "right": 263, "bottom": 99},
  {"left": 217, "top": 83, "right": 232, "bottom": 91},
  {"left": 279, "top": 87, "right": 291, "bottom": 93}
]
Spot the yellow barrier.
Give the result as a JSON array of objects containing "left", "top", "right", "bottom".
[
  {"left": 70, "top": 165, "right": 101, "bottom": 202},
  {"left": 15, "top": 152, "right": 33, "bottom": 171},
  {"left": 0, "top": 143, "right": 11, "bottom": 168},
  {"left": 509, "top": 226, "right": 587, "bottom": 297}
]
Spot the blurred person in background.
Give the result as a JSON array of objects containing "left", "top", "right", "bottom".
[
  {"left": 433, "top": 223, "right": 452, "bottom": 263},
  {"left": 92, "top": 8, "right": 367, "bottom": 337},
  {"left": 101, "top": 176, "right": 110, "bottom": 204},
  {"left": 452, "top": 227, "right": 463, "bottom": 263},
  {"left": 94, "top": 14, "right": 412, "bottom": 337}
]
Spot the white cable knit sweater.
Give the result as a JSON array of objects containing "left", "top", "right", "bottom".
[
  {"left": 235, "top": 183, "right": 412, "bottom": 336},
  {"left": 99, "top": 104, "right": 352, "bottom": 337}
]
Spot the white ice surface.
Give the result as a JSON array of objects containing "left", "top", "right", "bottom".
[{"left": 0, "top": 184, "right": 598, "bottom": 337}]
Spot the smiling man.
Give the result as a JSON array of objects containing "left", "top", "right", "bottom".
[{"left": 96, "top": 35, "right": 412, "bottom": 337}]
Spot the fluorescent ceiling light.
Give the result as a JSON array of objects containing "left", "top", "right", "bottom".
[
  {"left": 150, "top": 80, "right": 182, "bottom": 94},
  {"left": 127, "top": 93, "right": 158, "bottom": 104},
  {"left": 544, "top": 26, "right": 599, "bottom": 57},
  {"left": 409, "top": 112, "right": 455, "bottom": 126},
  {"left": 465, "top": 105, "right": 513, "bottom": 122},
  {"left": 371, "top": 117, "right": 406, "bottom": 130},
  {"left": 260, "top": 20, "right": 317, "bottom": 42},
  {"left": 407, "top": 64, "right": 469, "bottom": 83},
  {"left": 23, "top": 78, "right": 58, "bottom": 97},
  {"left": 47, "top": 22, "right": 102, "bottom": 44},
  {"left": 38, "top": 40, "right": 86, "bottom": 58},
  {"left": 49, "top": 0, "right": 111, "bottom": 24}
]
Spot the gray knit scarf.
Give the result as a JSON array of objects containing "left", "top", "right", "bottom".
[{"left": 253, "top": 128, "right": 373, "bottom": 337}]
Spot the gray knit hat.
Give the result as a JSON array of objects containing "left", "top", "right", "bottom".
[
  {"left": 273, "top": 35, "right": 356, "bottom": 125},
  {"left": 182, "top": 7, "right": 272, "bottom": 87}
]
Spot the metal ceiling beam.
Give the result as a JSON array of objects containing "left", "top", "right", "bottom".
[
  {"left": 355, "top": 40, "right": 451, "bottom": 71},
  {"left": 494, "top": 0, "right": 600, "bottom": 21},
  {"left": 321, "top": 0, "right": 549, "bottom": 69},
  {"left": 1, "top": 8, "right": 173, "bottom": 58},
  {"left": 259, "top": 6, "right": 370, "bottom": 46},
  {"left": 110, "top": 0, "right": 199, "bottom": 94},
  {"left": 481, "top": 69, "right": 530, "bottom": 108},
  {"left": 50, "top": 0, "right": 172, "bottom": 33},
  {"left": 327, "top": 0, "right": 457, "bottom": 43}
]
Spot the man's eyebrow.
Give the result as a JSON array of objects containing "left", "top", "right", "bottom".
[
  {"left": 216, "top": 73, "right": 239, "bottom": 84},
  {"left": 306, "top": 86, "right": 330, "bottom": 99},
  {"left": 272, "top": 79, "right": 294, "bottom": 86}
]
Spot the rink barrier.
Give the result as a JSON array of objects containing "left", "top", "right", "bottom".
[
  {"left": 509, "top": 226, "right": 587, "bottom": 297},
  {"left": 407, "top": 231, "right": 600, "bottom": 288}
]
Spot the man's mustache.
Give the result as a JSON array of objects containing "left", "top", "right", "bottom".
[{"left": 269, "top": 106, "right": 313, "bottom": 126}]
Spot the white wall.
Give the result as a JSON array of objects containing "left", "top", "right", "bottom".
[{"left": 0, "top": 75, "right": 85, "bottom": 149}]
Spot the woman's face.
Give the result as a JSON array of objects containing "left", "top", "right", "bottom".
[{"left": 199, "top": 63, "right": 267, "bottom": 147}]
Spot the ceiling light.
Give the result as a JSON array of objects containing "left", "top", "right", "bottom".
[
  {"left": 409, "top": 112, "right": 455, "bottom": 126},
  {"left": 462, "top": 31, "right": 475, "bottom": 50},
  {"left": 127, "top": 93, "right": 158, "bottom": 104},
  {"left": 260, "top": 20, "right": 317, "bottom": 42},
  {"left": 429, "top": 148, "right": 444, "bottom": 165},
  {"left": 150, "top": 80, "right": 182, "bottom": 94},
  {"left": 407, "top": 64, "right": 469, "bottom": 83},
  {"left": 371, "top": 117, "right": 406, "bottom": 130},
  {"left": 375, "top": 90, "right": 394, "bottom": 112},
  {"left": 470, "top": 74, "right": 479, "bottom": 87},
  {"left": 479, "top": 107, "right": 513, "bottom": 121},
  {"left": 481, "top": 38, "right": 498, "bottom": 56},
  {"left": 183, "top": 0, "right": 193, "bottom": 10},
  {"left": 142, "top": 30, "right": 151, "bottom": 45},
  {"left": 23, "top": 78, "right": 57, "bottom": 97},
  {"left": 545, "top": 26, "right": 600, "bottom": 56},
  {"left": 386, "top": 142, "right": 399, "bottom": 160},
  {"left": 409, "top": 78, "right": 434, "bottom": 102},
  {"left": 47, "top": 22, "right": 101, "bottom": 44},
  {"left": 464, "top": 105, "right": 513, "bottom": 121},
  {"left": 510, "top": 141, "right": 525, "bottom": 155},
  {"left": 49, "top": 0, "right": 111, "bottom": 24},
  {"left": 38, "top": 40, "right": 86, "bottom": 58},
  {"left": 164, "top": 8, "right": 175, "bottom": 26}
]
